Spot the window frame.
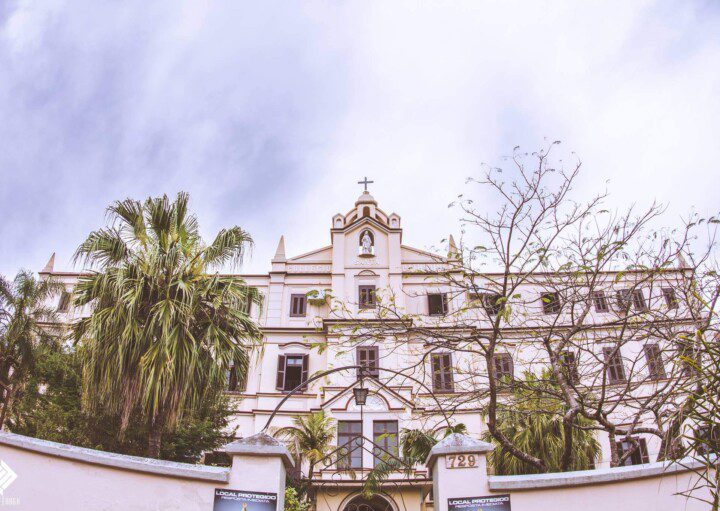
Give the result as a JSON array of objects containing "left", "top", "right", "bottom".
[
  {"left": 559, "top": 350, "right": 580, "bottom": 384},
  {"left": 591, "top": 290, "right": 609, "bottom": 313},
  {"left": 616, "top": 437, "right": 650, "bottom": 466},
  {"left": 662, "top": 287, "right": 678, "bottom": 309},
  {"left": 428, "top": 292, "right": 449, "bottom": 316},
  {"left": 493, "top": 353, "right": 514, "bottom": 383},
  {"left": 337, "top": 421, "right": 363, "bottom": 469},
  {"left": 643, "top": 343, "right": 667, "bottom": 380},
  {"left": 57, "top": 290, "right": 71, "bottom": 313},
  {"left": 431, "top": 352, "right": 454, "bottom": 393},
  {"left": 356, "top": 346, "right": 380, "bottom": 379},
  {"left": 540, "top": 292, "right": 561, "bottom": 314},
  {"left": 603, "top": 346, "right": 627, "bottom": 384},
  {"left": 358, "top": 285, "right": 377, "bottom": 310},
  {"left": 289, "top": 294, "right": 307, "bottom": 317},
  {"left": 372, "top": 420, "right": 399, "bottom": 467},
  {"left": 276, "top": 353, "right": 309, "bottom": 392}
]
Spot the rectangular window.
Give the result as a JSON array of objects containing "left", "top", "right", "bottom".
[
  {"left": 356, "top": 346, "right": 380, "bottom": 379},
  {"left": 616, "top": 437, "right": 649, "bottom": 466},
  {"left": 615, "top": 289, "right": 632, "bottom": 312},
  {"left": 373, "top": 420, "right": 399, "bottom": 467},
  {"left": 428, "top": 293, "right": 448, "bottom": 316},
  {"left": 541, "top": 292, "right": 561, "bottom": 314},
  {"left": 662, "top": 288, "right": 678, "bottom": 309},
  {"left": 242, "top": 287, "right": 257, "bottom": 316},
  {"left": 431, "top": 352, "right": 454, "bottom": 393},
  {"left": 359, "top": 285, "right": 376, "bottom": 309},
  {"left": 643, "top": 343, "right": 666, "bottom": 380},
  {"left": 695, "top": 426, "right": 720, "bottom": 455},
  {"left": 57, "top": 291, "right": 71, "bottom": 313},
  {"left": 591, "top": 290, "right": 609, "bottom": 313},
  {"left": 290, "top": 294, "right": 307, "bottom": 317},
  {"left": 632, "top": 289, "right": 647, "bottom": 311},
  {"left": 276, "top": 354, "right": 309, "bottom": 392},
  {"left": 677, "top": 339, "right": 699, "bottom": 377},
  {"left": 493, "top": 353, "right": 514, "bottom": 382},
  {"left": 477, "top": 293, "right": 503, "bottom": 316},
  {"left": 226, "top": 365, "right": 247, "bottom": 392},
  {"left": 559, "top": 351, "right": 580, "bottom": 384},
  {"left": 603, "top": 347, "right": 627, "bottom": 384},
  {"left": 338, "top": 421, "right": 363, "bottom": 469}
]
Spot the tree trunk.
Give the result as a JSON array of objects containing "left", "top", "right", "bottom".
[
  {"left": 148, "top": 415, "right": 163, "bottom": 459},
  {"left": 0, "top": 384, "right": 15, "bottom": 431}
]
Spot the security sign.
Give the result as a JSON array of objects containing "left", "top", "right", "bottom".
[{"left": 448, "top": 494, "right": 511, "bottom": 511}]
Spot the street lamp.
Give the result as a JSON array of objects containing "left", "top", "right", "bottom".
[{"left": 353, "top": 386, "right": 369, "bottom": 406}]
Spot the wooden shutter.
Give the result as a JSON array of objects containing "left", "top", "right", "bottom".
[
  {"left": 357, "top": 346, "right": 379, "bottom": 378},
  {"left": 300, "top": 354, "right": 309, "bottom": 391},
  {"left": 603, "top": 347, "right": 626, "bottom": 383},
  {"left": 276, "top": 355, "right": 286, "bottom": 390}
]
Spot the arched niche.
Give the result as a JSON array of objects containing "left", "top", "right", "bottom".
[{"left": 358, "top": 229, "right": 375, "bottom": 257}]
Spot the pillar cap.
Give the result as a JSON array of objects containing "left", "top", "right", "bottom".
[
  {"left": 425, "top": 433, "right": 494, "bottom": 470},
  {"left": 224, "top": 433, "right": 294, "bottom": 469}
]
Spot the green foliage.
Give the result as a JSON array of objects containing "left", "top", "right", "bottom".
[
  {"left": 0, "top": 270, "right": 63, "bottom": 428},
  {"left": 10, "top": 347, "right": 235, "bottom": 463},
  {"left": 284, "top": 486, "right": 309, "bottom": 511},
  {"left": 483, "top": 371, "right": 600, "bottom": 475},
  {"left": 281, "top": 412, "right": 336, "bottom": 470},
  {"left": 70, "top": 192, "right": 262, "bottom": 457}
]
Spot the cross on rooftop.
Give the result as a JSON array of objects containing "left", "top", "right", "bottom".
[{"left": 357, "top": 176, "right": 374, "bottom": 192}]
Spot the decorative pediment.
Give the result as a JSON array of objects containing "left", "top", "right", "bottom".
[{"left": 320, "top": 378, "right": 414, "bottom": 412}]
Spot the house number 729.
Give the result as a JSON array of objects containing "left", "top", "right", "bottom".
[{"left": 445, "top": 454, "right": 477, "bottom": 469}]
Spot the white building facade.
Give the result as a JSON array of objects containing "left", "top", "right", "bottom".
[{"left": 39, "top": 189, "right": 696, "bottom": 511}]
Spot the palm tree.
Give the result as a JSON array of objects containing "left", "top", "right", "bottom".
[
  {"left": 71, "top": 192, "right": 262, "bottom": 458},
  {"left": 282, "top": 412, "right": 336, "bottom": 479},
  {"left": 0, "top": 270, "right": 63, "bottom": 429},
  {"left": 482, "top": 371, "right": 600, "bottom": 475}
]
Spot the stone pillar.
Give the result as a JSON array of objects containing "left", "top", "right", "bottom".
[
  {"left": 425, "top": 433, "right": 495, "bottom": 511},
  {"left": 225, "top": 433, "right": 295, "bottom": 511}
]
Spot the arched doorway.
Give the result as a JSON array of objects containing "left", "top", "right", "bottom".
[{"left": 343, "top": 494, "right": 395, "bottom": 511}]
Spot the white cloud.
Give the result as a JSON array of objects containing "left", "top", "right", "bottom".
[{"left": 0, "top": 0, "right": 718, "bottom": 276}]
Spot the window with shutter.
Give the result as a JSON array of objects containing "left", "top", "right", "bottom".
[
  {"left": 356, "top": 346, "right": 380, "bottom": 379},
  {"left": 603, "top": 347, "right": 627, "bottom": 383},
  {"left": 428, "top": 293, "right": 448, "bottom": 316},
  {"left": 290, "top": 294, "right": 307, "bottom": 317},
  {"left": 643, "top": 343, "right": 666, "bottom": 380},
  {"left": 276, "top": 354, "right": 309, "bottom": 392},
  {"left": 493, "top": 353, "right": 514, "bottom": 382},
  {"left": 358, "top": 286, "right": 376, "bottom": 309},
  {"left": 431, "top": 353, "right": 454, "bottom": 392}
]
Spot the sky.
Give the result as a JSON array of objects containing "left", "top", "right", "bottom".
[{"left": 0, "top": 0, "right": 719, "bottom": 277}]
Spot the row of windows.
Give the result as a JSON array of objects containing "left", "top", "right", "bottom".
[
  {"left": 285, "top": 286, "right": 679, "bottom": 319},
  {"left": 253, "top": 341, "right": 682, "bottom": 395},
  {"left": 337, "top": 420, "right": 399, "bottom": 469}
]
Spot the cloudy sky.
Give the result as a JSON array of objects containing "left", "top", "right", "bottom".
[{"left": 1, "top": 1, "right": 718, "bottom": 276}]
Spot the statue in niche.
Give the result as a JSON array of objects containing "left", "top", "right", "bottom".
[{"left": 359, "top": 231, "right": 374, "bottom": 257}]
